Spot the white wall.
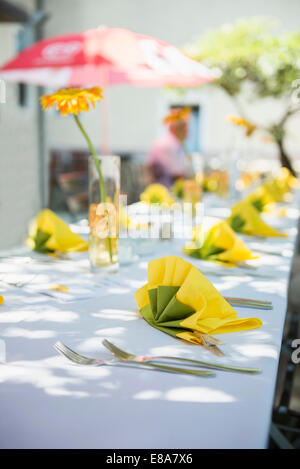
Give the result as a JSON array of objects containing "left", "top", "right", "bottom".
[{"left": 0, "top": 4, "right": 40, "bottom": 250}]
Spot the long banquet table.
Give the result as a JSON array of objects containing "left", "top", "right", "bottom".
[{"left": 0, "top": 200, "right": 299, "bottom": 449}]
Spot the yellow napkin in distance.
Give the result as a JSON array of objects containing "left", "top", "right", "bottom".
[
  {"left": 135, "top": 255, "right": 262, "bottom": 345},
  {"left": 273, "top": 167, "right": 298, "bottom": 193},
  {"left": 246, "top": 168, "right": 297, "bottom": 211},
  {"left": 184, "top": 218, "right": 257, "bottom": 265},
  {"left": 27, "top": 209, "right": 88, "bottom": 254},
  {"left": 227, "top": 200, "right": 287, "bottom": 238},
  {"left": 0, "top": 295, "right": 3, "bottom": 305},
  {"left": 246, "top": 187, "right": 289, "bottom": 217},
  {"left": 246, "top": 185, "right": 277, "bottom": 212},
  {"left": 140, "top": 184, "right": 174, "bottom": 206}
]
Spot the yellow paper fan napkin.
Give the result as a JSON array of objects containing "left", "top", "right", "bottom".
[
  {"left": 140, "top": 184, "right": 174, "bottom": 206},
  {"left": 245, "top": 188, "right": 286, "bottom": 218},
  {"left": 227, "top": 200, "right": 287, "bottom": 238},
  {"left": 183, "top": 218, "right": 257, "bottom": 266},
  {"left": 27, "top": 209, "right": 88, "bottom": 254},
  {"left": 260, "top": 169, "right": 297, "bottom": 205},
  {"left": 261, "top": 181, "right": 286, "bottom": 203},
  {"left": 134, "top": 255, "right": 262, "bottom": 345},
  {"left": 246, "top": 168, "right": 297, "bottom": 213},
  {"left": 246, "top": 185, "right": 278, "bottom": 212},
  {"left": 246, "top": 189, "right": 290, "bottom": 217},
  {"left": 272, "top": 167, "right": 298, "bottom": 193}
]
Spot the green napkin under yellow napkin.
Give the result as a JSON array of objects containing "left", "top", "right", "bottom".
[
  {"left": 227, "top": 200, "right": 287, "bottom": 238},
  {"left": 183, "top": 218, "right": 256, "bottom": 265},
  {"left": 27, "top": 209, "right": 88, "bottom": 254},
  {"left": 135, "top": 256, "right": 262, "bottom": 345}
]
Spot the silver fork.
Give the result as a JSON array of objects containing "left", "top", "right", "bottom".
[
  {"left": 54, "top": 341, "right": 115, "bottom": 365},
  {"left": 102, "top": 339, "right": 261, "bottom": 374},
  {"left": 54, "top": 341, "right": 215, "bottom": 377}
]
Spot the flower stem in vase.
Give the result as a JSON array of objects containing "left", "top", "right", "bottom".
[{"left": 73, "top": 115, "right": 113, "bottom": 263}]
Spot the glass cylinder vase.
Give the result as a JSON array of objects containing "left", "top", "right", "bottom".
[{"left": 88, "top": 155, "right": 120, "bottom": 273}]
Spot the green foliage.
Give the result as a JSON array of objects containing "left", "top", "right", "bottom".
[{"left": 185, "top": 18, "right": 300, "bottom": 99}]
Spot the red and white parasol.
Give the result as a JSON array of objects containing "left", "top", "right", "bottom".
[{"left": 0, "top": 27, "right": 213, "bottom": 88}]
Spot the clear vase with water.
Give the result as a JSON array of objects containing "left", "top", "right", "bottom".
[{"left": 88, "top": 155, "right": 120, "bottom": 273}]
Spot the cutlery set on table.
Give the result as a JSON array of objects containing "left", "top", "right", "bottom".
[
  {"left": 54, "top": 255, "right": 271, "bottom": 377},
  {"left": 54, "top": 339, "right": 261, "bottom": 378}
]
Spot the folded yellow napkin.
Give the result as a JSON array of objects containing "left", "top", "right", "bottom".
[
  {"left": 0, "top": 295, "right": 3, "bottom": 305},
  {"left": 135, "top": 256, "right": 262, "bottom": 344},
  {"left": 246, "top": 187, "right": 290, "bottom": 217},
  {"left": 246, "top": 168, "right": 297, "bottom": 211},
  {"left": 140, "top": 184, "right": 174, "bottom": 206},
  {"left": 261, "top": 181, "right": 286, "bottom": 203},
  {"left": 227, "top": 200, "right": 287, "bottom": 237},
  {"left": 183, "top": 218, "right": 256, "bottom": 265},
  {"left": 246, "top": 186, "right": 277, "bottom": 212},
  {"left": 273, "top": 167, "right": 298, "bottom": 192},
  {"left": 27, "top": 209, "right": 88, "bottom": 254}
]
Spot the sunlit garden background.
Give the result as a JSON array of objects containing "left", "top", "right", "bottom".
[
  {"left": 1, "top": 0, "right": 300, "bottom": 248},
  {"left": 1, "top": 0, "right": 300, "bottom": 450}
]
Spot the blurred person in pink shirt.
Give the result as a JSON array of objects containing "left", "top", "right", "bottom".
[{"left": 147, "top": 107, "right": 191, "bottom": 187}]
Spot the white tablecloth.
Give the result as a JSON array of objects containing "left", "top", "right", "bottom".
[{"left": 0, "top": 201, "right": 298, "bottom": 449}]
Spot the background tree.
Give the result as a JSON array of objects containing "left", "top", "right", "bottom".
[{"left": 184, "top": 18, "right": 300, "bottom": 175}]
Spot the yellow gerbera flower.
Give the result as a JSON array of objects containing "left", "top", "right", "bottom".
[
  {"left": 227, "top": 115, "right": 256, "bottom": 137},
  {"left": 163, "top": 107, "right": 191, "bottom": 125},
  {"left": 140, "top": 184, "right": 174, "bottom": 206},
  {"left": 40, "top": 87, "right": 103, "bottom": 116}
]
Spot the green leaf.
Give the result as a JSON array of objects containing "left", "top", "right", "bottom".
[{"left": 230, "top": 215, "right": 246, "bottom": 233}]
